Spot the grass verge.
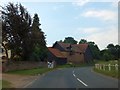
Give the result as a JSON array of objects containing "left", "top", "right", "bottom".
[
  {"left": 93, "top": 60, "right": 119, "bottom": 79},
  {"left": 0, "top": 80, "right": 12, "bottom": 88},
  {"left": 93, "top": 68, "right": 119, "bottom": 79},
  {"left": 56, "top": 62, "right": 95, "bottom": 68},
  {"left": 6, "top": 67, "right": 55, "bottom": 76}
]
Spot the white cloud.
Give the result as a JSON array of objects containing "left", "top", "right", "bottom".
[
  {"left": 84, "top": 27, "right": 118, "bottom": 50},
  {"left": 72, "top": 0, "right": 90, "bottom": 7},
  {"left": 82, "top": 10, "right": 117, "bottom": 21},
  {"left": 52, "top": 5, "right": 64, "bottom": 11},
  {"left": 77, "top": 27, "right": 100, "bottom": 34},
  {"left": 111, "top": 2, "right": 118, "bottom": 7},
  {"left": 53, "top": 6, "right": 58, "bottom": 11},
  {"left": 74, "top": 27, "right": 118, "bottom": 50}
]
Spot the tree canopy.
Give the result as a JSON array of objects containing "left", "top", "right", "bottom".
[
  {"left": 1, "top": 3, "right": 47, "bottom": 61},
  {"left": 63, "top": 37, "right": 77, "bottom": 44}
]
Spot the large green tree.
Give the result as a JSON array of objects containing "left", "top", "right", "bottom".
[
  {"left": 101, "top": 44, "right": 120, "bottom": 61},
  {"left": 63, "top": 37, "right": 77, "bottom": 44},
  {"left": 31, "top": 14, "right": 47, "bottom": 61},
  {"left": 79, "top": 39, "right": 87, "bottom": 44},
  {"left": 2, "top": 3, "right": 32, "bottom": 60}
]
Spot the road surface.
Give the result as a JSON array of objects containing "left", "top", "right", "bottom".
[{"left": 26, "top": 67, "right": 118, "bottom": 88}]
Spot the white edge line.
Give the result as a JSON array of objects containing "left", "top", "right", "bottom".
[
  {"left": 77, "top": 78, "right": 88, "bottom": 87},
  {"left": 73, "top": 74, "right": 76, "bottom": 77}
]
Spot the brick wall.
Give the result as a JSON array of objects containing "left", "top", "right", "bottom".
[{"left": 2, "top": 61, "right": 47, "bottom": 72}]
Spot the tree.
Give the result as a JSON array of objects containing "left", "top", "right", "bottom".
[
  {"left": 31, "top": 14, "right": 47, "bottom": 61},
  {"left": 1, "top": 3, "right": 32, "bottom": 60},
  {"left": 88, "top": 41, "right": 101, "bottom": 60},
  {"left": 79, "top": 39, "right": 101, "bottom": 60},
  {"left": 58, "top": 40, "right": 63, "bottom": 42},
  {"left": 106, "top": 44, "right": 120, "bottom": 60},
  {"left": 63, "top": 37, "right": 77, "bottom": 44},
  {"left": 101, "top": 49, "right": 114, "bottom": 61},
  {"left": 107, "top": 44, "right": 114, "bottom": 49},
  {"left": 101, "top": 44, "right": 120, "bottom": 60},
  {"left": 115, "top": 45, "right": 120, "bottom": 59},
  {"left": 79, "top": 39, "right": 87, "bottom": 44}
]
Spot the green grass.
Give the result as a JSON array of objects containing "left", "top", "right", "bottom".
[
  {"left": 6, "top": 67, "right": 55, "bottom": 76},
  {"left": 93, "top": 60, "right": 119, "bottom": 79},
  {"left": 0, "top": 80, "right": 12, "bottom": 88},
  {"left": 56, "top": 62, "right": 95, "bottom": 68},
  {"left": 94, "top": 68, "right": 119, "bottom": 79}
]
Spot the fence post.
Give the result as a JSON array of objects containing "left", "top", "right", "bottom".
[
  {"left": 115, "top": 64, "right": 118, "bottom": 71},
  {"left": 103, "top": 64, "right": 105, "bottom": 71},
  {"left": 108, "top": 64, "right": 111, "bottom": 71},
  {"left": 99, "top": 64, "right": 102, "bottom": 70},
  {"left": 95, "top": 64, "right": 97, "bottom": 69},
  {"left": 95, "top": 64, "right": 98, "bottom": 69}
]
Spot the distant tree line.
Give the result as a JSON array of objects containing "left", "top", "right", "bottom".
[
  {"left": 1, "top": 3, "right": 47, "bottom": 61},
  {"left": 59, "top": 37, "right": 120, "bottom": 61},
  {"left": 101, "top": 44, "right": 120, "bottom": 61}
]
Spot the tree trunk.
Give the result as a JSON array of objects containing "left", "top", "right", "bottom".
[{"left": 2, "top": 42, "right": 8, "bottom": 60}]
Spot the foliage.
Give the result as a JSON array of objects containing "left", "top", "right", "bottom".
[
  {"left": 79, "top": 39, "right": 101, "bottom": 60},
  {"left": 2, "top": 3, "right": 32, "bottom": 60},
  {"left": 31, "top": 13, "right": 47, "bottom": 61},
  {"left": 1, "top": 3, "right": 47, "bottom": 61},
  {"left": 63, "top": 37, "right": 77, "bottom": 44},
  {"left": 101, "top": 44, "right": 120, "bottom": 61},
  {"left": 79, "top": 39, "right": 87, "bottom": 44}
]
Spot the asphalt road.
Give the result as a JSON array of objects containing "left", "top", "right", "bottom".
[{"left": 26, "top": 67, "right": 118, "bottom": 88}]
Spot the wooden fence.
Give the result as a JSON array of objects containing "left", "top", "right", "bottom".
[{"left": 95, "top": 64, "right": 119, "bottom": 71}]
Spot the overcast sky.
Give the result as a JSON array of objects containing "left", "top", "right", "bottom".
[{"left": 1, "top": 0, "right": 118, "bottom": 50}]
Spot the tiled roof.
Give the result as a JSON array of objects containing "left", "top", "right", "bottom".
[
  {"left": 48, "top": 47, "right": 67, "bottom": 58},
  {"left": 53, "top": 42, "right": 89, "bottom": 53},
  {"left": 73, "top": 44, "right": 88, "bottom": 53},
  {"left": 57, "top": 42, "right": 71, "bottom": 51}
]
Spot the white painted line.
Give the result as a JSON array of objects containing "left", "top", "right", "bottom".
[
  {"left": 77, "top": 78, "right": 88, "bottom": 87},
  {"left": 73, "top": 70, "right": 74, "bottom": 73},
  {"left": 73, "top": 74, "right": 76, "bottom": 77}
]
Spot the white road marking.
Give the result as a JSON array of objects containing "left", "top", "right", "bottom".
[
  {"left": 72, "top": 70, "right": 88, "bottom": 87},
  {"left": 73, "top": 74, "right": 76, "bottom": 77},
  {"left": 77, "top": 78, "right": 88, "bottom": 87},
  {"left": 73, "top": 70, "right": 74, "bottom": 73}
]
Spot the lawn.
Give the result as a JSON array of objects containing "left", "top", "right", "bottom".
[
  {"left": 0, "top": 80, "right": 12, "bottom": 88},
  {"left": 6, "top": 67, "right": 55, "bottom": 76},
  {"left": 93, "top": 60, "right": 119, "bottom": 79}
]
